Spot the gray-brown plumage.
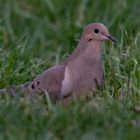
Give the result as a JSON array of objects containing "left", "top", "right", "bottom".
[{"left": 0, "top": 23, "right": 116, "bottom": 102}]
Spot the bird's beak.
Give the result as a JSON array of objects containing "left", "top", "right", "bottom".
[{"left": 106, "top": 35, "right": 117, "bottom": 43}]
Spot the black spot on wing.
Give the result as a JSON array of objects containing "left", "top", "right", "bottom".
[
  {"left": 37, "top": 81, "right": 40, "bottom": 85},
  {"left": 31, "top": 84, "right": 35, "bottom": 89}
]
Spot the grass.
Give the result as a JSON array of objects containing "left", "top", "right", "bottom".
[{"left": 0, "top": 0, "right": 140, "bottom": 139}]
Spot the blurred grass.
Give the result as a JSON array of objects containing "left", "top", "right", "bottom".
[{"left": 0, "top": 0, "right": 140, "bottom": 139}]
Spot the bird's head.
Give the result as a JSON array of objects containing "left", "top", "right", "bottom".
[{"left": 82, "top": 23, "right": 116, "bottom": 43}]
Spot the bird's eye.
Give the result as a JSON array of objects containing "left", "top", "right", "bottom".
[{"left": 94, "top": 29, "right": 99, "bottom": 34}]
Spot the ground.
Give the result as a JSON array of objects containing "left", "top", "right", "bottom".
[{"left": 0, "top": 0, "right": 140, "bottom": 140}]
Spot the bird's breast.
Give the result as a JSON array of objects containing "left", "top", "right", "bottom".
[{"left": 61, "top": 55, "right": 103, "bottom": 96}]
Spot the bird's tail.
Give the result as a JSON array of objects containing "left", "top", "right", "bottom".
[{"left": 0, "top": 82, "right": 31, "bottom": 96}]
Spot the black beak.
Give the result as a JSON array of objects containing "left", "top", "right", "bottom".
[{"left": 107, "top": 35, "right": 117, "bottom": 43}]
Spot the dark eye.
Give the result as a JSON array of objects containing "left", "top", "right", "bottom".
[{"left": 94, "top": 28, "right": 99, "bottom": 34}]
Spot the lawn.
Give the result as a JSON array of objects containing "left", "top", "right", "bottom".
[{"left": 0, "top": 0, "right": 140, "bottom": 139}]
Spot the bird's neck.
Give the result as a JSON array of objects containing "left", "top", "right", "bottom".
[
  {"left": 83, "top": 40, "right": 102, "bottom": 60},
  {"left": 63, "top": 39, "right": 102, "bottom": 65}
]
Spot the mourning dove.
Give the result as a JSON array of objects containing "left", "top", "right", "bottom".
[{"left": 0, "top": 23, "right": 116, "bottom": 102}]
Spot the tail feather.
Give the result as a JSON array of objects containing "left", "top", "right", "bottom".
[
  {"left": 0, "top": 89, "right": 7, "bottom": 95},
  {"left": 0, "top": 82, "right": 31, "bottom": 96}
]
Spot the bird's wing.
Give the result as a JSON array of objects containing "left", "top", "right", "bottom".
[
  {"left": 29, "top": 64, "right": 66, "bottom": 101},
  {"left": 0, "top": 64, "right": 66, "bottom": 102}
]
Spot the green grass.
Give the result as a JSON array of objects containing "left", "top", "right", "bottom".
[{"left": 0, "top": 0, "right": 140, "bottom": 139}]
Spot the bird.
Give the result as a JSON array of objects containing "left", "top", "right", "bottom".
[{"left": 0, "top": 23, "right": 116, "bottom": 102}]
